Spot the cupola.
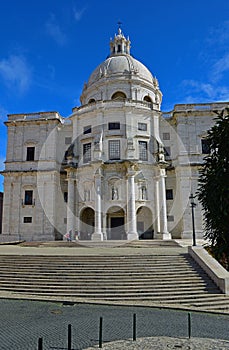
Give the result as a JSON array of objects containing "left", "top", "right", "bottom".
[{"left": 109, "top": 27, "right": 131, "bottom": 55}]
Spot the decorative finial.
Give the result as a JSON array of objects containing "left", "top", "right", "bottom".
[{"left": 117, "top": 20, "right": 122, "bottom": 34}]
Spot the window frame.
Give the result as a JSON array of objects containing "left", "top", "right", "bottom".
[
  {"left": 83, "top": 125, "right": 92, "bottom": 134},
  {"left": 26, "top": 146, "right": 35, "bottom": 161},
  {"left": 201, "top": 139, "right": 210, "bottom": 154},
  {"left": 167, "top": 215, "right": 174, "bottom": 222},
  {"left": 64, "top": 192, "right": 68, "bottom": 203},
  {"left": 65, "top": 137, "right": 72, "bottom": 145},
  {"left": 83, "top": 143, "right": 92, "bottom": 163},
  {"left": 138, "top": 122, "right": 147, "bottom": 131},
  {"left": 164, "top": 146, "right": 171, "bottom": 160},
  {"left": 108, "top": 122, "right": 120, "bottom": 130},
  {"left": 139, "top": 141, "right": 148, "bottom": 161},
  {"left": 166, "top": 189, "right": 174, "bottom": 200},
  {"left": 24, "top": 190, "right": 33, "bottom": 205},
  {"left": 162, "top": 132, "right": 170, "bottom": 140},
  {"left": 108, "top": 140, "right": 121, "bottom": 160},
  {"left": 23, "top": 217, "right": 32, "bottom": 223}
]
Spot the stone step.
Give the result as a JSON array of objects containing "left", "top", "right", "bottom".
[
  {"left": 0, "top": 287, "right": 218, "bottom": 297},
  {"left": 0, "top": 281, "right": 217, "bottom": 292},
  {"left": 0, "top": 251, "right": 227, "bottom": 312},
  {"left": 0, "top": 268, "right": 211, "bottom": 278},
  {"left": 0, "top": 261, "right": 199, "bottom": 266},
  {"left": 0, "top": 254, "right": 189, "bottom": 261},
  {"left": 0, "top": 260, "right": 191, "bottom": 267},
  {"left": 0, "top": 277, "right": 214, "bottom": 287}
]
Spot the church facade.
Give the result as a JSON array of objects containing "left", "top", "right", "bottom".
[{"left": 1, "top": 29, "right": 227, "bottom": 242}]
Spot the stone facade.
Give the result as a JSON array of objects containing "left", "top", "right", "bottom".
[{"left": 0, "top": 29, "right": 228, "bottom": 241}]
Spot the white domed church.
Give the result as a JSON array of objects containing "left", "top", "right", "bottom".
[{"left": 1, "top": 29, "right": 227, "bottom": 242}]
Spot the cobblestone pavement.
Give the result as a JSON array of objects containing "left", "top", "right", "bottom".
[
  {"left": 0, "top": 299, "right": 228, "bottom": 349},
  {"left": 85, "top": 336, "right": 229, "bottom": 349}
]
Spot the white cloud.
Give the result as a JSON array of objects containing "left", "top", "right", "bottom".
[
  {"left": 73, "top": 6, "right": 86, "bottom": 21},
  {"left": 45, "top": 14, "right": 67, "bottom": 46},
  {"left": 207, "top": 21, "right": 229, "bottom": 47},
  {"left": 0, "top": 106, "right": 8, "bottom": 122},
  {"left": 181, "top": 79, "right": 229, "bottom": 103},
  {"left": 211, "top": 53, "right": 229, "bottom": 82},
  {"left": 0, "top": 157, "right": 4, "bottom": 171},
  {"left": 0, "top": 55, "right": 32, "bottom": 94}
]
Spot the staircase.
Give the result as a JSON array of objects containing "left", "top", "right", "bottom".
[{"left": 0, "top": 245, "right": 229, "bottom": 313}]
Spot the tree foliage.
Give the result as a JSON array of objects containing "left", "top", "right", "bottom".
[{"left": 197, "top": 108, "right": 229, "bottom": 270}]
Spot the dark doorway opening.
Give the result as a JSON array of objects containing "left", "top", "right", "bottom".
[{"left": 110, "top": 217, "right": 125, "bottom": 240}]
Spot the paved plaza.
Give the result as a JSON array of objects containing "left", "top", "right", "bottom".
[{"left": 0, "top": 299, "right": 228, "bottom": 349}]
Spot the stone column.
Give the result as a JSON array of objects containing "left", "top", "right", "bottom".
[
  {"left": 159, "top": 168, "right": 171, "bottom": 239},
  {"left": 92, "top": 170, "right": 103, "bottom": 241},
  {"left": 127, "top": 166, "right": 138, "bottom": 240},
  {"left": 74, "top": 178, "right": 80, "bottom": 237},
  {"left": 67, "top": 171, "right": 75, "bottom": 240},
  {"left": 102, "top": 212, "right": 107, "bottom": 240},
  {"left": 154, "top": 176, "right": 161, "bottom": 235}
]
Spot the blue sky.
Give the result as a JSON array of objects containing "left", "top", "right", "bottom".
[{"left": 0, "top": 0, "right": 229, "bottom": 191}]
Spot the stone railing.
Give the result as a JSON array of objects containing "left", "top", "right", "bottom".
[{"left": 188, "top": 246, "right": 229, "bottom": 294}]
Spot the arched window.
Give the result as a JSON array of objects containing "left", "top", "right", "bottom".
[
  {"left": 111, "top": 91, "right": 127, "bottom": 100},
  {"left": 88, "top": 98, "right": 96, "bottom": 104},
  {"left": 143, "top": 96, "right": 152, "bottom": 103}
]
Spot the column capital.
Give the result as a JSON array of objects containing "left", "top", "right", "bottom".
[
  {"left": 159, "top": 168, "right": 167, "bottom": 177},
  {"left": 66, "top": 169, "right": 76, "bottom": 180},
  {"left": 126, "top": 170, "right": 136, "bottom": 178},
  {"left": 94, "top": 166, "right": 103, "bottom": 179}
]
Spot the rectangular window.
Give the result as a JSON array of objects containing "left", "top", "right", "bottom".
[
  {"left": 64, "top": 218, "right": 67, "bottom": 224},
  {"left": 167, "top": 215, "right": 174, "bottom": 222},
  {"left": 139, "top": 141, "right": 148, "bottom": 161},
  {"left": 64, "top": 192, "right": 68, "bottom": 203},
  {"left": 24, "top": 190, "right": 33, "bottom": 205},
  {"left": 83, "top": 125, "right": 91, "bottom": 134},
  {"left": 138, "top": 122, "right": 147, "bottom": 131},
  {"left": 164, "top": 146, "right": 171, "bottom": 160},
  {"left": 163, "top": 132, "right": 170, "bottom": 140},
  {"left": 23, "top": 217, "right": 32, "bottom": 223},
  {"left": 65, "top": 137, "right": 72, "bottom": 145},
  {"left": 26, "top": 146, "right": 35, "bottom": 161},
  {"left": 108, "top": 122, "right": 120, "bottom": 130},
  {"left": 109, "top": 140, "right": 120, "bottom": 160},
  {"left": 166, "top": 189, "right": 173, "bottom": 200},
  {"left": 201, "top": 139, "right": 210, "bottom": 154},
  {"left": 83, "top": 143, "right": 91, "bottom": 163}
]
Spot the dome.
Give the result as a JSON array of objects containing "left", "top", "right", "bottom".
[
  {"left": 87, "top": 54, "right": 154, "bottom": 87},
  {"left": 80, "top": 28, "right": 161, "bottom": 106}
]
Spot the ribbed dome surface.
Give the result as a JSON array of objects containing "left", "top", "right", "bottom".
[{"left": 87, "top": 54, "right": 154, "bottom": 86}]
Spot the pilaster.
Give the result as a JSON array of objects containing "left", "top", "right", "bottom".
[
  {"left": 66, "top": 169, "right": 76, "bottom": 239},
  {"left": 126, "top": 163, "right": 138, "bottom": 240},
  {"left": 92, "top": 168, "right": 103, "bottom": 241}
]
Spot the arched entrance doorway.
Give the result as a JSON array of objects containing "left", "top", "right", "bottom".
[
  {"left": 107, "top": 206, "right": 126, "bottom": 240},
  {"left": 80, "top": 207, "right": 95, "bottom": 240},
  {"left": 137, "top": 206, "right": 154, "bottom": 239}
]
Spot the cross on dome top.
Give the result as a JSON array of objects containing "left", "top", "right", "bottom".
[{"left": 110, "top": 25, "right": 131, "bottom": 56}]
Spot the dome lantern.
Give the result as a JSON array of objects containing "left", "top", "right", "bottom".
[{"left": 110, "top": 27, "right": 131, "bottom": 56}]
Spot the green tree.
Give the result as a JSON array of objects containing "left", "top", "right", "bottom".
[{"left": 197, "top": 108, "right": 229, "bottom": 270}]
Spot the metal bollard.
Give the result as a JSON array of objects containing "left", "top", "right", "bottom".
[
  {"left": 68, "top": 324, "right": 72, "bottom": 350},
  {"left": 188, "top": 312, "right": 191, "bottom": 339},
  {"left": 133, "top": 313, "right": 137, "bottom": 341},
  {"left": 38, "top": 337, "right": 43, "bottom": 350},
  {"left": 99, "top": 317, "right": 103, "bottom": 348}
]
